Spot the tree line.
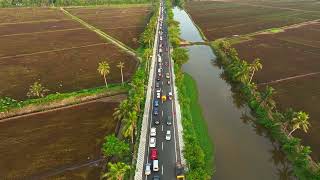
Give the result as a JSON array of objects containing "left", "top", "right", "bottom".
[
  {"left": 100, "top": 3, "right": 159, "bottom": 179},
  {"left": 213, "top": 40, "right": 320, "bottom": 179}
]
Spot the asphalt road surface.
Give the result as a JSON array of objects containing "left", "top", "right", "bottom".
[{"left": 143, "top": 1, "right": 180, "bottom": 180}]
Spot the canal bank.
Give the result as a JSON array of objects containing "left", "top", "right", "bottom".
[{"left": 173, "top": 7, "right": 295, "bottom": 180}]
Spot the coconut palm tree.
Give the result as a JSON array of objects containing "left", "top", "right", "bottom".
[
  {"left": 122, "top": 111, "right": 138, "bottom": 144},
  {"left": 97, "top": 61, "right": 110, "bottom": 88},
  {"left": 117, "top": 61, "right": 125, "bottom": 86},
  {"left": 249, "top": 58, "right": 263, "bottom": 83},
  {"left": 113, "top": 100, "right": 130, "bottom": 122},
  {"left": 27, "top": 81, "right": 49, "bottom": 98},
  {"left": 259, "top": 86, "right": 276, "bottom": 109},
  {"left": 102, "top": 162, "right": 130, "bottom": 180},
  {"left": 288, "top": 111, "right": 310, "bottom": 136}
]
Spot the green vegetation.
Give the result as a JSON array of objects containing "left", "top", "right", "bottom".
[
  {"left": 117, "top": 61, "right": 125, "bottom": 86},
  {"left": 27, "top": 82, "right": 49, "bottom": 98},
  {"left": 102, "top": 162, "right": 131, "bottom": 180},
  {"left": 102, "top": 134, "right": 130, "bottom": 159},
  {"left": 212, "top": 40, "right": 320, "bottom": 180},
  {"left": 0, "top": 84, "right": 125, "bottom": 113},
  {"left": 166, "top": 0, "right": 214, "bottom": 179},
  {"left": 0, "top": 0, "right": 152, "bottom": 7},
  {"left": 183, "top": 73, "right": 214, "bottom": 177}
]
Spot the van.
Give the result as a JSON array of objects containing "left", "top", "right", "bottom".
[{"left": 153, "top": 160, "right": 159, "bottom": 171}]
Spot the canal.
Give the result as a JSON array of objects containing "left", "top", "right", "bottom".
[{"left": 173, "top": 7, "right": 294, "bottom": 180}]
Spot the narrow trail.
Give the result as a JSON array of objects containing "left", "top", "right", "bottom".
[
  {"left": 60, "top": 7, "right": 137, "bottom": 57},
  {"left": 258, "top": 71, "right": 320, "bottom": 86},
  {"left": 0, "top": 43, "right": 107, "bottom": 60},
  {"left": 0, "top": 19, "right": 71, "bottom": 26},
  {"left": 0, "top": 27, "right": 85, "bottom": 37},
  {"left": 30, "top": 158, "right": 105, "bottom": 179}
]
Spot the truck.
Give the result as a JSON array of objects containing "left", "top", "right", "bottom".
[{"left": 176, "top": 162, "right": 185, "bottom": 180}]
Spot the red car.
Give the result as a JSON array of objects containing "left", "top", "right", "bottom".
[{"left": 150, "top": 148, "right": 158, "bottom": 160}]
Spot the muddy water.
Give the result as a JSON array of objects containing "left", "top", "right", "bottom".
[
  {"left": 173, "top": 7, "right": 294, "bottom": 180},
  {"left": 0, "top": 95, "right": 124, "bottom": 179}
]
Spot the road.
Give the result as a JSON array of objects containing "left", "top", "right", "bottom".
[{"left": 143, "top": 1, "right": 181, "bottom": 179}]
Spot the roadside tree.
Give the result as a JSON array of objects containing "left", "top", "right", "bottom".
[{"left": 97, "top": 61, "right": 110, "bottom": 88}]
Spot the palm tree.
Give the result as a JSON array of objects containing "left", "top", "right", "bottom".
[
  {"left": 122, "top": 111, "right": 138, "bottom": 144},
  {"left": 117, "top": 61, "right": 125, "bottom": 86},
  {"left": 27, "top": 81, "right": 49, "bottom": 98},
  {"left": 97, "top": 61, "right": 110, "bottom": 88},
  {"left": 249, "top": 58, "right": 263, "bottom": 83},
  {"left": 102, "top": 162, "right": 130, "bottom": 180},
  {"left": 259, "top": 86, "right": 276, "bottom": 109},
  {"left": 143, "top": 48, "right": 153, "bottom": 71},
  {"left": 113, "top": 100, "right": 130, "bottom": 122},
  {"left": 288, "top": 111, "right": 310, "bottom": 136}
]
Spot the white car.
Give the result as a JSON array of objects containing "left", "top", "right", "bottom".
[
  {"left": 168, "top": 92, "right": 173, "bottom": 100},
  {"left": 156, "top": 92, "right": 161, "bottom": 99},
  {"left": 165, "top": 130, "right": 171, "bottom": 141},
  {"left": 150, "top": 127, "right": 156, "bottom": 137},
  {"left": 150, "top": 137, "right": 156, "bottom": 148},
  {"left": 145, "top": 163, "right": 151, "bottom": 175}
]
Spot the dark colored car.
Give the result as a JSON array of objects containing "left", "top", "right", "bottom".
[
  {"left": 157, "top": 76, "right": 161, "bottom": 81},
  {"left": 153, "top": 175, "right": 160, "bottom": 180},
  {"left": 154, "top": 108, "right": 159, "bottom": 116},
  {"left": 166, "top": 115, "right": 172, "bottom": 125},
  {"left": 156, "top": 82, "right": 160, "bottom": 88},
  {"left": 154, "top": 100, "right": 159, "bottom": 107}
]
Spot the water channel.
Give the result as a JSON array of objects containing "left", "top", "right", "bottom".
[{"left": 173, "top": 7, "right": 294, "bottom": 180}]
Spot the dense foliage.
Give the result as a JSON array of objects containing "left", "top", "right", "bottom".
[
  {"left": 102, "top": 134, "right": 130, "bottom": 159},
  {"left": 212, "top": 40, "right": 320, "bottom": 180},
  {"left": 166, "top": 0, "right": 214, "bottom": 179},
  {"left": 1, "top": 0, "right": 151, "bottom": 7}
]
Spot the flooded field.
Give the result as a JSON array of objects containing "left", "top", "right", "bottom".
[{"left": 0, "top": 95, "right": 125, "bottom": 179}]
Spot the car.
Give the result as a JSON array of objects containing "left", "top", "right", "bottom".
[
  {"left": 166, "top": 115, "right": 172, "bottom": 125},
  {"left": 166, "top": 73, "right": 170, "bottom": 79},
  {"left": 167, "top": 80, "right": 171, "bottom": 85},
  {"left": 149, "top": 137, "right": 156, "bottom": 148},
  {"left": 156, "top": 92, "right": 161, "bottom": 99},
  {"left": 157, "top": 76, "right": 160, "bottom": 81},
  {"left": 161, "top": 95, "right": 167, "bottom": 102},
  {"left": 150, "top": 148, "right": 158, "bottom": 160},
  {"left": 150, "top": 127, "right": 156, "bottom": 137},
  {"left": 168, "top": 92, "right": 173, "bottom": 100},
  {"left": 154, "top": 118, "right": 160, "bottom": 125},
  {"left": 153, "top": 108, "right": 159, "bottom": 116},
  {"left": 165, "top": 130, "right": 171, "bottom": 141},
  {"left": 156, "top": 89, "right": 161, "bottom": 93},
  {"left": 158, "top": 57, "right": 162, "bottom": 63},
  {"left": 153, "top": 159, "right": 159, "bottom": 171},
  {"left": 145, "top": 163, "right": 151, "bottom": 175},
  {"left": 154, "top": 100, "right": 159, "bottom": 107},
  {"left": 155, "top": 82, "right": 160, "bottom": 88},
  {"left": 153, "top": 175, "right": 160, "bottom": 180},
  {"left": 158, "top": 72, "right": 162, "bottom": 77}
]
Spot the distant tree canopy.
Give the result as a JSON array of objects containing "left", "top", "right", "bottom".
[{"left": 1, "top": 0, "right": 152, "bottom": 7}]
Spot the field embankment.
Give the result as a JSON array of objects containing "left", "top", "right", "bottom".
[{"left": 66, "top": 5, "right": 153, "bottom": 49}]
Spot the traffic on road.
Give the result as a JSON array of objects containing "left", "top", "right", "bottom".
[{"left": 143, "top": 1, "right": 185, "bottom": 180}]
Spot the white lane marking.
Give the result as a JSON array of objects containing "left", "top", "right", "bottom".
[
  {"left": 162, "top": 125, "right": 164, "bottom": 131},
  {"left": 161, "top": 110, "right": 163, "bottom": 117},
  {"left": 162, "top": 141, "right": 164, "bottom": 151},
  {"left": 161, "top": 165, "right": 164, "bottom": 175}
]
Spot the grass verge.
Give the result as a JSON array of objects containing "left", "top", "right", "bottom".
[{"left": 183, "top": 73, "right": 214, "bottom": 176}]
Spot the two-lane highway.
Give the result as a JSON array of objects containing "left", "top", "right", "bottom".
[{"left": 143, "top": 1, "right": 181, "bottom": 179}]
